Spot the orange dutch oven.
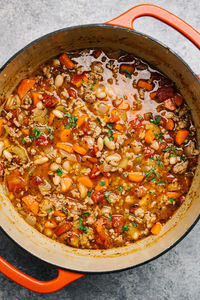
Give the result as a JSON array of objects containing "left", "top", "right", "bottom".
[{"left": 0, "top": 4, "right": 200, "bottom": 293}]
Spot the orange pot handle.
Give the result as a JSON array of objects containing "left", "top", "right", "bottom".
[
  {"left": 0, "top": 256, "right": 84, "bottom": 293},
  {"left": 105, "top": 4, "right": 200, "bottom": 49}
]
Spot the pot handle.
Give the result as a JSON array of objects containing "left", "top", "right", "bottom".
[
  {"left": 0, "top": 256, "right": 84, "bottom": 293},
  {"left": 105, "top": 4, "right": 200, "bottom": 49}
]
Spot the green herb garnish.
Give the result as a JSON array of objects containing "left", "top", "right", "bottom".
[
  {"left": 21, "top": 138, "right": 25, "bottom": 144},
  {"left": 104, "top": 191, "right": 112, "bottom": 203},
  {"left": 109, "top": 213, "right": 112, "bottom": 220},
  {"left": 145, "top": 165, "right": 155, "bottom": 177},
  {"left": 56, "top": 168, "right": 63, "bottom": 176},
  {"left": 47, "top": 208, "right": 53, "bottom": 213},
  {"left": 169, "top": 198, "right": 175, "bottom": 203},
  {"left": 62, "top": 207, "right": 68, "bottom": 214},
  {"left": 48, "top": 126, "right": 54, "bottom": 140},
  {"left": 64, "top": 124, "right": 71, "bottom": 129},
  {"left": 82, "top": 212, "right": 90, "bottom": 216},
  {"left": 107, "top": 123, "right": 114, "bottom": 141},
  {"left": 122, "top": 224, "right": 128, "bottom": 232},
  {"left": 131, "top": 222, "right": 138, "bottom": 228},
  {"left": 124, "top": 173, "right": 128, "bottom": 178},
  {"left": 96, "top": 117, "right": 101, "bottom": 124},
  {"left": 150, "top": 116, "right": 161, "bottom": 125},
  {"left": 33, "top": 128, "right": 43, "bottom": 139},
  {"left": 88, "top": 83, "right": 93, "bottom": 90},
  {"left": 154, "top": 132, "right": 164, "bottom": 142},
  {"left": 99, "top": 180, "right": 106, "bottom": 186},
  {"left": 149, "top": 191, "right": 154, "bottom": 195},
  {"left": 117, "top": 186, "right": 124, "bottom": 192},
  {"left": 163, "top": 147, "right": 171, "bottom": 152},
  {"left": 87, "top": 189, "right": 92, "bottom": 197},
  {"left": 138, "top": 115, "right": 143, "bottom": 120},
  {"left": 79, "top": 216, "right": 88, "bottom": 233},
  {"left": 29, "top": 173, "right": 33, "bottom": 177}
]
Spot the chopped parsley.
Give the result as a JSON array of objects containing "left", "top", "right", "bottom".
[
  {"left": 33, "top": 128, "right": 43, "bottom": 139},
  {"left": 131, "top": 222, "right": 138, "bottom": 228},
  {"left": 123, "top": 69, "right": 132, "bottom": 79},
  {"left": 124, "top": 173, "right": 128, "bottom": 178},
  {"left": 169, "top": 153, "right": 178, "bottom": 157},
  {"left": 156, "top": 157, "right": 163, "bottom": 169},
  {"left": 29, "top": 173, "right": 33, "bottom": 177},
  {"left": 79, "top": 216, "right": 88, "bottom": 233},
  {"left": 64, "top": 113, "right": 77, "bottom": 128},
  {"left": 88, "top": 83, "right": 93, "bottom": 90},
  {"left": 64, "top": 124, "right": 71, "bottom": 129},
  {"left": 47, "top": 208, "right": 53, "bottom": 213},
  {"left": 149, "top": 191, "right": 154, "bottom": 195},
  {"left": 145, "top": 165, "right": 155, "bottom": 177},
  {"left": 48, "top": 126, "right": 54, "bottom": 140},
  {"left": 109, "top": 213, "right": 112, "bottom": 220},
  {"left": 163, "top": 147, "right": 171, "bottom": 152},
  {"left": 82, "top": 212, "right": 90, "bottom": 216},
  {"left": 154, "top": 132, "right": 164, "bottom": 142},
  {"left": 99, "top": 180, "right": 106, "bottom": 186},
  {"left": 117, "top": 186, "right": 124, "bottom": 192},
  {"left": 56, "top": 168, "right": 63, "bottom": 176},
  {"left": 138, "top": 115, "right": 143, "bottom": 120},
  {"left": 96, "top": 117, "right": 101, "bottom": 124},
  {"left": 122, "top": 224, "right": 128, "bottom": 232},
  {"left": 62, "top": 207, "right": 68, "bottom": 214},
  {"left": 21, "top": 138, "right": 25, "bottom": 144},
  {"left": 150, "top": 116, "right": 161, "bottom": 125},
  {"left": 87, "top": 189, "right": 92, "bottom": 197},
  {"left": 169, "top": 198, "right": 175, "bottom": 203},
  {"left": 152, "top": 178, "right": 157, "bottom": 182},
  {"left": 109, "top": 60, "right": 113, "bottom": 66},
  {"left": 104, "top": 191, "right": 112, "bottom": 203},
  {"left": 150, "top": 155, "right": 154, "bottom": 160},
  {"left": 106, "top": 123, "right": 114, "bottom": 141}
]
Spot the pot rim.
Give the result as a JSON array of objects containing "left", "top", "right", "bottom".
[{"left": 0, "top": 23, "right": 200, "bottom": 274}]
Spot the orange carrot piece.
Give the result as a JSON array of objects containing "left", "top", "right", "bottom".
[
  {"left": 166, "top": 119, "right": 174, "bottom": 131},
  {"left": 78, "top": 176, "right": 93, "bottom": 188},
  {"left": 56, "top": 142, "right": 74, "bottom": 153},
  {"left": 110, "top": 109, "right": 120, "bottom": 123},
  {"left": 137, "top": 80, "right": 153, "bottom": 91},
  {"left": 17, "top": 79, "right": 36, "bottom": 99},
  {"left": 103, "top": 116, "right": 109, "bottom": 123},
  {"left": 44, "top": 219, "right": 57, "bottom": 228},
  {"left": 22, "top": 195, "right": 39, "bottom": 215},
  {"left": 71, "top": 74, "right": 88, "bottom": 88},
  {"left": 151, "top": 222, "right": 162, "bottom": 235},
  {"left": 145, "top": 129, "right": 155, "bottom": 144},
  {"left": 166, "top": 191, "right": 182, "bottom": 199},
  {"left": 61, "top": 176, "right": 73, "bottom": 192},
  {"left": 77, "top": 115, "right": 87, "bottom": 128},
  {"left": 0, "top": 118, "right": 5, "bottom": 136},
  {"left": 128, "top": 172, "right": 144, "bottom": 183},
  {"left": 175, "top": 129, "right": 189, "bottom": 145},
  {"left": 94, "top": 50, "right": 102, "bottom": 58},
  {"left": 174, "top": 93, "right": 183, "bottom": 107},
  {"left": 54, "top": 209, "right": 66, "bottom": 217},
  {"left": 59, "top": 53, "right": 75, "bottom": 69},
  {"left": 48, "top": 112, "right": 55, "bottom": 126},
  {"left": 150, "top": 91, "right": 157, "bottom": 99},
  {"left": 112, "top": 133, "right": 118, "bottom": 142},
  {"left": 59, "top": 129, "right": 71, "bottom": 142},
  {"left": 114, "top": 123, "right": 124, "bottom": 132},
  {"left": 73, "top": 144, "right": 87, "bottom": 155},
  {"left": 120, "top": 64, "right": 134, "bottom": 74},
  {"left": 117, "top": 101, "right": 130, "bottom": 110},
  {"left": 164, "top": 98, "right": 176, "bottom": 111},
  {"left": 21, "top": 128, "right": 30, "bottom": 135},
  {"left": 95, "top": 177, "right": 109, "bottom": 191},
  {"left": 31, "top": 92, "right": 41, "bottom": 106}
]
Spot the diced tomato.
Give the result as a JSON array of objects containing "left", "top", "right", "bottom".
[
  {"left": 143, "top": 146, "right": 155, "bottom": 158},
  {"left": 164, "top": 98, "right": 176, "bottom": 111},
  {"left": 94, "top": 218, "right": 110, "bottom": 248},
  {"left": 174, "top": 93, "right": 183, "bottom": 106},
  {"left": 88, "top": 157, "right": 99, "bottom": 164},
  {"left": 7, "top": 171, "right": 25, "bottom": 193},
  {"left": 42, "top": 94, "right": 58, "bottom": 107},
  {"left": 129, "top": 117, "right": 143, "bottom": 134},
  {"left": 136, "top": 186, "right": 147, "bottom": 198},
  {"left": 55, "top": 221, "right": 72, "bottom": 236},
  {"left": 167, "top": 174, "right": 176, "bottom": 183},
  {"left": 89, "top": 164, "right": 99, "bottom": 179},
  {"left": 157, "top": 86, "right": 174, "bottom": 101},
  {"left": 0, "top": 162, "right": 4, "bottom": 180},
  {"left": 68, "top": 87, "right": 77, "bottom": 98},
  {"left": 91, "top": 189, "right": 106, "bottom": 203},
  {"left": 93, "top": 50, "right": 102, "bottom": 58},
  {"left": 112, "top": 215, "right": 124, "bottom": 233},
  {"left": 129, "top": 204, "right": 139, "bottom": 214},
  {"left": 67, "top": 233, "right": 80, "bottom": 248},
  {"left": 160, "top": 117, "right": 167, "bottom": 127},
  {"left": 35, "top": 135, "right": 51, "bottom": 146},
  {"left": 31, "top": 176, "right": 43, "bottom": 186}
]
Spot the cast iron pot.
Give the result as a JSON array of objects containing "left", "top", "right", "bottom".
[{"left": 0, "top": 4, "right": 200, "bottom": 293}]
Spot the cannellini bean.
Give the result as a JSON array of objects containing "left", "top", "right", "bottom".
[
  {"left": 118, "top": 157, "right": 128, "bottom": 169},
  {"left": 34, "top": 156, "right": 49, "bottom": 165},
  {"left": 53, "top": 59, "right": 60, "bottom": 67},
  {"left": 169, "top": 156, "right": 177, "bottom": 165},
  {"left": 151, "top": 140, "right": 159, "bottom": 150},
  {"left": 50, "top": 163, "right": 60, "bottom": 171},
  {"left": 104, "top": 136, "right": 115, "bottom": 150},
  {"left": 25, "top": 215, "right": 36, "bottom": 226},
  {"left": 105, "top": 86, "right": 115, "bottom": 98},
  {"left": 97, "top": 137, "right": 104, "bottom": 151},
  {"left": 0, "top": 141, "right": 4, "bottom": 156},
  {"left": 3, "top": 150, "right": 12, "bottom": 161},
  {"left": 61, "top": 90, "right": 69, "bottom": 99},
  {"left": 53, "top": 175, "right": 61, "bottom": 185},
  {"left": 97, "top": 103, "right": 109, "bottom": 115},
  {"left": 55, "top": 74, "right": 64, "bottom": 87},
  {"left": 78, "top": 183, "right": 88, "bottom": 199},
  {"left": 56, "top": 157, "right": 62, "bottom": 164},
  {"left": 106, "top": 153, "right": 121, "bottom": 166},
  {"left": 62, "top": 160, "right": 71, "bottom": 171},
  {"left": 52, "top": 109, "right": 64, "bottom": 118},
  {"left": 95, "top": 84, "right": 106, "bottom": 99},
  {"left": 36, "top": 101, "right": 44, "bottom": 110}
]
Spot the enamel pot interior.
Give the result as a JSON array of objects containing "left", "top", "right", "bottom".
[{"left": 0, "top": 25, "right": 200, "bottom": 273}]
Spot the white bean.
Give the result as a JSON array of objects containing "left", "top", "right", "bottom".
[
  {"left": 95, "top": 84, "right": 106, "bottom": 99},
  {"left": 104, "top": 136, "right": 115, "bottom": 150},
  {"left": 0, "top": 141, "right": 4, "bottom": 156},
  {"left": 169, "top": 156, "right": 177, "bottom": 165},
  {"left": 34, "top": 156, "right": 49, "bottom": 165},
  {"left": 78, "top": 183, "right": 88, "bottom": 199},
  {"left": 105, "top": 86, "right": 115, "bottom": 98},
  {"left": 55, "top": 74, "right": 64, "bottom": 87},
  {"left": 50, "top": 162, "right": 60, "bottom": 171},
  {"left": 56, "top": 157, "right": 62, "bottom": 164},
  {"left": 97, "top": 137, "right": 104, "bottom": 151},
  {"left": 3, "top": 150, "right": 12, "bottom": 161},
  {"left": 36, "top": 101, "right": 44, "bottom": 110},
  {"left": 106, "top": 153, "right": 121, "bottom": 166},
  {"left": 62, "top": 161, "right": 71, "bottom": 171},
  {"left": 151, "top": 140, "right": 159, "bottom": 150},
  {"left": 96, "top": 91, "right": 106, "bottom": 99},
  {"left": 53, "top": 59, "right": 60, "bottom": 67},
  {"left": 52, "top": 109, "right": 64, "bottom": 118},
  {"left": 53, "top": 175, "right": 61, "bottom": 185}
]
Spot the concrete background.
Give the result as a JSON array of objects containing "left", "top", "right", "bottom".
[{"left": 0, "top": 0, "right": 200, "bottom": 299}]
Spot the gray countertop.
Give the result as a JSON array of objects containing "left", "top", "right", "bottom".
[{"left": 0, "top": 0, "right": 200, "bottom": 299}]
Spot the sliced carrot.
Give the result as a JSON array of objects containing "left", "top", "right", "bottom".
[
  {"left": 166, "top": 119, "right": 174, "bottom": 131},
  {"left": 31, "top": 92, "right": 41, "bottom": 106},
  {"left": 59, "top": 129, "right": 71, "bottom": 142},
  {"left": 56, "top": 142, "right": 74, "bottom": 153},
  {"left": 166, "top": 191, "right": 182, "bottom": 199},
  {"left": 22, "top": 195, "right": 39, "bottom": 215},
  {"left": 48, "top": 112, "right": 55, "bottom": 126},
  {"left": 128, "top": 172, "right": 144, "bottom": 183},
  {"left": 145, "top": 129, "right": 155, "bottom": 144},
  {"left": 44, "top": 219, "right": 57, "bottom": 228},
  {"left": 17, "top": 79, "right": 36, "bottom": 99},
  {"left": 151, "top": 222, "right": 162, "bottom": 235},
  {"left": 120, "top": 64, "right": 134, "bottom": 74},
  {"left": 71, "top": 73, "right": 88, "bottom": 88},
  {"left": 95, "top": 177, "right": 109, "bottom": 191},
  {"left": 21, "top": 128, "right": 30, "bottom": 135},
  {"left": 61, "top": 176, "right": 73, "bottom": 192},
  {"left": 112, "top": 133, "right": 118, "bottom": 142},
  {"left": 175, "top": 129, "right": 189, "bottom": 145},
  {"left": 117, "top": 101, "right": 130, "bottom": 110},
  {"left": 174, "top": 93, "right": 183, "bottom": 106},
  {"left": 59, "top": 53, "right": 75, "bottom": 69},
  {"left": 77, "top": 115, "right": 87, "bottom": 128},
  {"left": 54, "top": 209, "right": 66, "bottom": 217},
  {"left": 110, "top": 109, "right": 120, "bottom": 123},
  {"left": 137, "top": 80, "right": 153, "bottom": 91},
  {"left": 150, "top": 91, "right": 157, "bottom": 99},
  {"left": 73, "top": 144, "right": 87, "bottom": 155},
  {"left": 78, "top": 176, "right": 93, "bottom": 188},
  {"left": 0, "top": 118, "right": 5, "bottom": 136},
  {"left": 114, "top": 123, "right": 124, "bottom": 132},
  {"left": 88, "top": 157, "right": 99, "bottom": 164}
]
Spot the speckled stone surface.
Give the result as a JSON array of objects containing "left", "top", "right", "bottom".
[{"left": 0, "top": 0, "right": 200, "bottom": 299}]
